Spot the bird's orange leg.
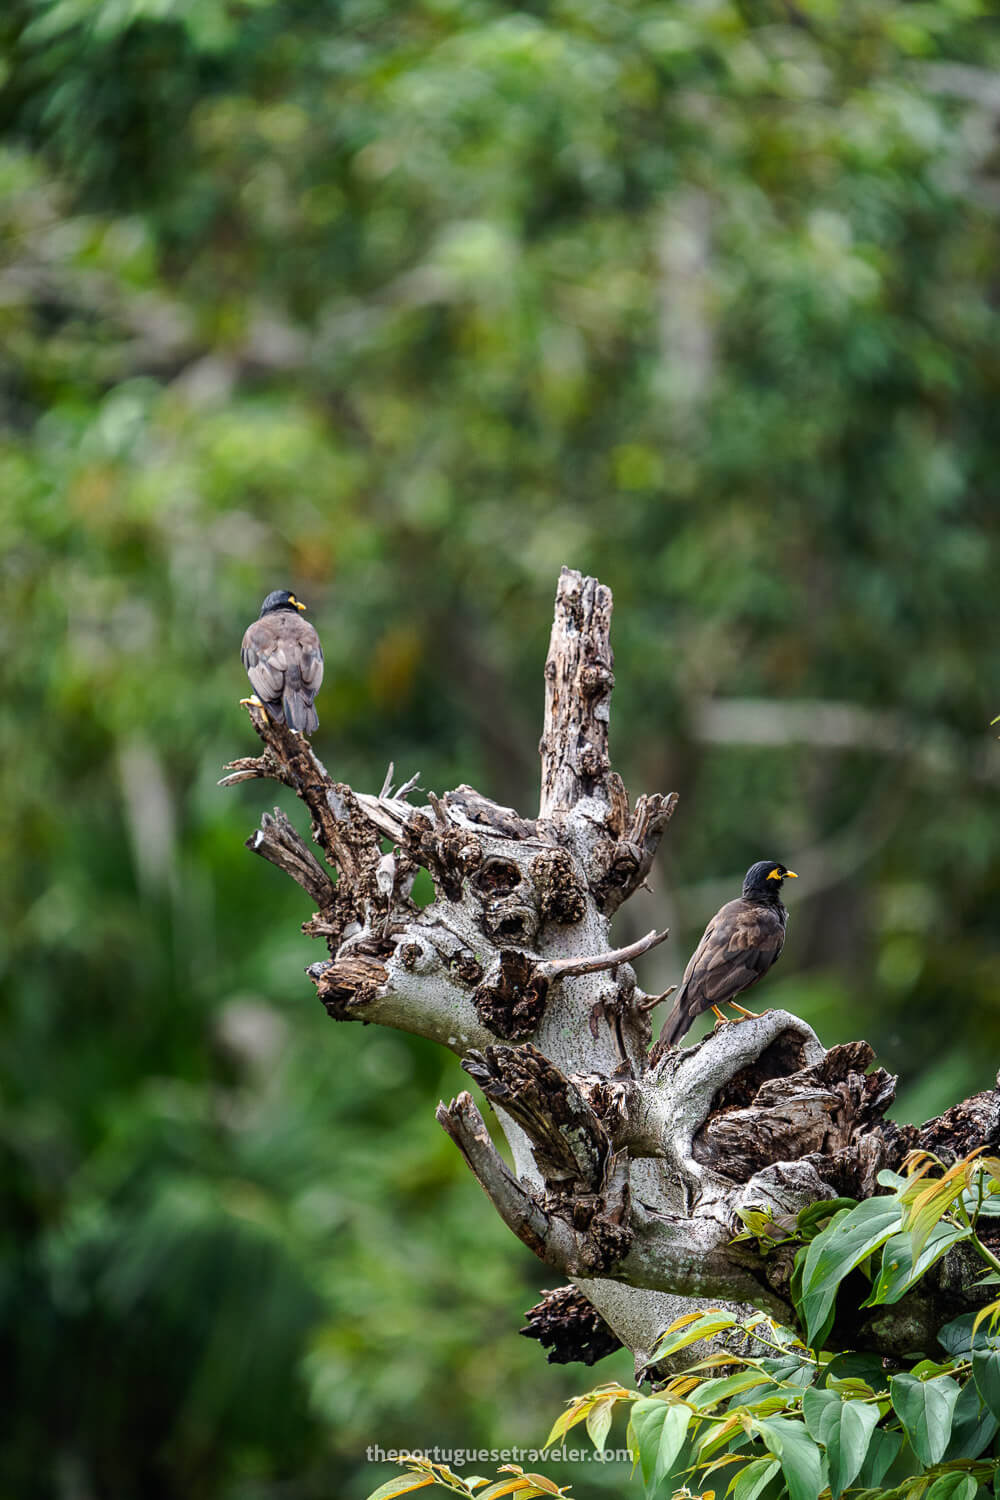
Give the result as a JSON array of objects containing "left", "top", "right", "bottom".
[
  {"left": 710, "top": 1005, "right": 728, "bottom": 1023},
  {"left": 729, "top": 1002, "right": 760, "bottom": 1020},
  {"left": 239, "top": 695, "right": 269, "bottom": 720}
]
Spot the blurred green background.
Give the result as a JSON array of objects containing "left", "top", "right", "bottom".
[{"left": 3, "top": 0, "right": 1000, "bottom": 1495}]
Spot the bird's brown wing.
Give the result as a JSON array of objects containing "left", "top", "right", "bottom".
[
  {"left": 242, "top": 619, "right": 289, "bottom": 709},
  {"left": 683, "top": 899, "right": 785, "bottom": 1010},
  {"left": 658, "top": 898, "right": 785, "bottom": 1047}
]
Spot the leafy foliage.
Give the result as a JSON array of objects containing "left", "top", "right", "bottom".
[{"left": 371, "top": 1153, "right": 1000, "bottom": 1499}]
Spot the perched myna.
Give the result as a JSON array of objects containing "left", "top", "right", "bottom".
[
  {"left": 658, "top": 861, "right": 797, "bottom": 1049},
  {"left": 241, "top": 590, "right": 324, "bottom": 734}
]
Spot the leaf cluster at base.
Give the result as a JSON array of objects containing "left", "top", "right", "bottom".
[{"left": 366, "top": 1152, "right": 1000, "bottom": 1500}]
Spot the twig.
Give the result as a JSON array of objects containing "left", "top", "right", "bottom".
[
  {"left": 638, "top": 985, "right": 677, "bottom": 1013},
  {"left": 435, "top": 1092, "right": 575, "bottom": 1268},
  {"left": 427, "top": 790, "right": 448, "bottom": 826},
  {"left": 379, "top": 762, "right": 395, "bottom": 798},
  {"left": 218, "top": 755, "right": 269, "bottom": 786},
  {"left": 245, "top": 808, "right": 337, "bottom": 905},
  {"left": 536, "top": 928, "right": 669, "bottom": 984}
]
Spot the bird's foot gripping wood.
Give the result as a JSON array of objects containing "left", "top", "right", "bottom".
[{"left": 239, "top": 694, "right": 268, "bottom": 716}]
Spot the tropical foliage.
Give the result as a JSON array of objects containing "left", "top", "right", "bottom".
[{"left": 371, "top": 1152, "right": 1000, "bottom": 1499}]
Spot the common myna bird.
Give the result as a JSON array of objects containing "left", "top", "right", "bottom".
[
  {"left": 241, "top": 590, "right": 324, "bottom": 734},
  {"left": 658, "top": 861, "right": 797, "bottom": 1049}
]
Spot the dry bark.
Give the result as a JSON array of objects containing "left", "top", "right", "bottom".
[{"left": 221, "top": 566, "right": 1000, "bottom": 1375}]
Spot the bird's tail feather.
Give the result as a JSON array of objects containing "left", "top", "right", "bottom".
[
  {"left": 282, "top": 668, "right": 318, "bottom": 734},
  {"left": 658, "top": 984, "right": 693, "bottom": 1049}
]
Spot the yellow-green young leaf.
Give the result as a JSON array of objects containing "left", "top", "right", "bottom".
[
  {"left": 729, "top": 1457, "right": 780, "bottom": 1500},
  {"left": 543, "top": 1396, "right": 596, "bottom": 1449},
  {"left": 652, "top": 1309, "right": 737, "bottom": 1359},
  {"left": 683, "top": 1354, "right": 754, "bottom": 1376},
  {"left": 972, "top": 1299, "right": 1000, "bottom": 1342},
  {"left": 697, "top": 1412, "right": 747, "bottom": 1462},
  {"left": 889, "top": 1373, "right": 962, "bottom": 1466},
  {"left": 522, "top": 1477, "right": 561, "bottom": 1497},
  {"left": 476, "top": 1480, "right": 534, "bottom": 1500},
  {"left": 689, "top": 1371, "right": 774, "bottom": 1409},
  {"left": 902, "top": 1154, "right": 984, "bottom": 1258},
  {"left": 364, "top": 1477, "right": 437, "bottom": 1500},
  {"left": 585, "top": 1396, "right": 615, "bottom": 1453},
  {"left": 700, "top": 1452, "right": 747, "bottom": 1480},
  {"left": 907, "top": 1193, "right": 964, "bottom": 1262},
  {"left": 659, "top": 1308, "right": 716, "bottom": 1337},
  {"left": 629, "top": 1397, "right": 692, "bottom": 1492}
]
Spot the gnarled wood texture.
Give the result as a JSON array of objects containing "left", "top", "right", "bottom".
[{"left": 222, "top": 566, "right": 1000, "bottom": 1375}]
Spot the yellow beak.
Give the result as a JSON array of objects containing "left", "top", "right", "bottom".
[
  {"left": 290, "top": 596, "right": 307, "bottom": 611},
  {"left": 784, "top": 870, "right": 798, "bottom": 879}
]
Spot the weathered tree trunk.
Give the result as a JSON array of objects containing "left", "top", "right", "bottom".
[{"left": 221, "top": 568, "right": 1000, "bottom": 1376}]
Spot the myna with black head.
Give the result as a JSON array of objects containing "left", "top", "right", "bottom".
[
  {"left": 658, "top": 861, "right": 797, "bottom": 1049},
  {"left": 241, "top": 590, "right": 324, "bottom": 735}
]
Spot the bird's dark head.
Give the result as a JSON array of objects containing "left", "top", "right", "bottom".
[
  {"left": 259, "top": 589, "right": 307, "bottom": 616},
  {"left": 743, "top": 860, "right": 798, "bottom": 899}
]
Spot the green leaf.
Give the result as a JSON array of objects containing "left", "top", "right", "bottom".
[
  {"left": 825, "top": 1352, "right": 889, "bottom": 1391},
  {"left": 944, "top": 1375, "right": 999, "bottom": 1460},
  {"left": 729, "top": 1457, "right": 780, "bottom": 1500},
  {"left": 753, "top": 1416, "right": 826, "bottom": 1500},
  {"left": 973, "top": 1346, "right": 1000, "bottom": 1422},
  {"left": 801, "top": 1386, "right": 880, "bottom": 1499},
  {"left": 729, "top": 1356, "right": 804, "bottom": 1410},
  {"left": 628, "top": 1398, "right": 691, "bottom": 1495},
  {"left": 961, "top": 1184, "right": 1000, "bottom": 1216},
  {"left": 864, "top": 1222, "right": 971, "bottom": 1307},
  {"left": 889, "top": 1372, "right": 962, "bottom": 1466},
  {"left": 939, "top": 1313, "right": 1000, "bottom": 1358},
  {"left": 796, "top": 1198, "right": 859, "bottom": 1236},
  {"left": 925, "top": 1475, "right": 978, "bottom": 1500},
  {"left": 855, "top": 1427, "right": 902, "bottom": 1489},
  {"left": 796, "top": 1197, "right": 902, "bottom": 1345},
  {"left": 585, "top": 1395, "right": 615, "bottom": 1453}
]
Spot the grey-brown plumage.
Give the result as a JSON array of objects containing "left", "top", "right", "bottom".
[
  {"left": 658, "top": 861, "right": 797, "bottom": 1049},
  {"left": 241, "top": 589, "right": 324, "bottom": 734}
]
